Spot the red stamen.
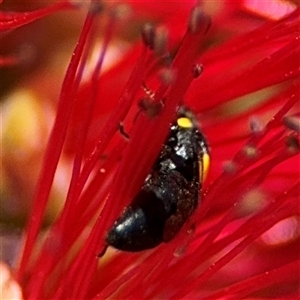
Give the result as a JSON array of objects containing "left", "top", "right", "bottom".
[{"left": 18, "top": 5, "right": 96, "bottom": 287}]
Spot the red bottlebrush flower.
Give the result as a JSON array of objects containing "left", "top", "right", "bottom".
[{"left": 2, "top": 1, "right": 299, "bottom": 299}]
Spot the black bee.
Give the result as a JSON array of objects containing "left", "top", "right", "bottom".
[{"left": 106, "top": 107, "right": 210, "bottom": 252}]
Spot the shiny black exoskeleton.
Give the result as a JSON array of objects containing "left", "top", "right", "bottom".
[{"left": 106, "top": 107, "right": 210, "bottom": 252}]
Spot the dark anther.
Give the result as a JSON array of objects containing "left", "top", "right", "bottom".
[
  {"left": 188, "top": 7, "right": 211, "bottom": 34},
  {"left": 283, "top": 115, "right": 300, "bottom": 133},
  {"left": 153, "top": 26, "right": 168, "bottom": 56},
  {"left": 138, "top": 98, "right": 163, "bottom": 118},
  {"left": 141, "top": 23, "right": 155, "bottom": 49},
  {"left": 286, "top": 134, "right": 300, "bottom": 153}
]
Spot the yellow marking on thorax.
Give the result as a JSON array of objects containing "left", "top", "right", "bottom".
[
  {"left": 200, "top": 152, "right": 210, "bottom": 182},
  {"left": 177, "top": 117, "right": 193, "bottom": 129}
]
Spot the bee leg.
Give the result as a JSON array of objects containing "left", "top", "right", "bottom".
[{"left": 119, "top": 122, "right": 130, "bottom": 140}]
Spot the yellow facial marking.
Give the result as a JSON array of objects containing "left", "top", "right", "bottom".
[{"left": 177, "top": 117, "right": 193, "bottom": 129}]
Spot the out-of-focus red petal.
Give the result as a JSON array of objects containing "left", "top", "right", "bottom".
[{"left": 0, "top": 1, "right": 75, "bottom": 31}]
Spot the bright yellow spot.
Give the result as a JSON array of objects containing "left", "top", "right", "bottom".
[
  {"left": 177, "top": 117, "right": 193, "bottom": 129},
  {"left": 1, "top": 89, "right": 50, "bottom": 152},
  {"left": 235, "top": 188, "right": 268, "bottom": 217},
  {"left": 201, "top": 152, "right": 210, "bottom": 181}
]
